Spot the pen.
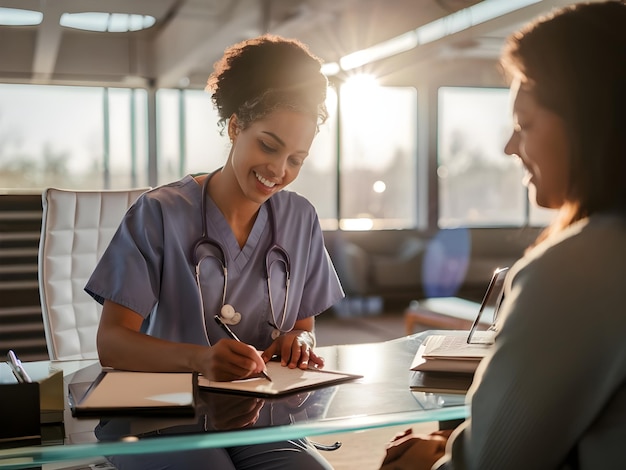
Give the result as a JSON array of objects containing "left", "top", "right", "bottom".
[
  {"left": 214, "top": 315, "right": 272, "bottom": 382},
  {"left": 7, "top": 350, "right": 32, "bottom": 384}
]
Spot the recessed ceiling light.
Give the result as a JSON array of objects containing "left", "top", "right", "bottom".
[
  {"left": 0, "top": 7, "right": 43, "bottom": 26},
  {"left": 60, "top": 12, "right": 156, "bottom": 32}
]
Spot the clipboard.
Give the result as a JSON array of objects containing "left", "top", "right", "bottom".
[
  {"left": 198, "top": 361, "right": 362, "bottom": 397},
  {"left": 69, "top": 369, "right": 197, "bottom": 418}
]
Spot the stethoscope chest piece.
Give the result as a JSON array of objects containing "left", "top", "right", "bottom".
[{"left": 220, "top": 304, "right": 241, "bottom": 325}]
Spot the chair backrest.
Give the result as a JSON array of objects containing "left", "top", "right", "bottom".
[{"left": 38, "top": 187, "right": 149, "bottom": 360}]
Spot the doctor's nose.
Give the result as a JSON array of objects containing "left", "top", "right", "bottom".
[{"left": 267, "top": 157, "right": 288, "bottom": 178}]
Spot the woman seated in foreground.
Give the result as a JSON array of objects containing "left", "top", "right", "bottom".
[{"left": 380, "top": 1, "right": 626, "bottom": 469}]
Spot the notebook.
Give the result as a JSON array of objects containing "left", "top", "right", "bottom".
[
  {"left": 198, "top": 361, "right": 362, "bottom": 397},
  {"left": 410, "top": 334, "right": 491, "bottom": 374},
  {"left": 69, "top": 368, "right": 197, "bottom": 418}
]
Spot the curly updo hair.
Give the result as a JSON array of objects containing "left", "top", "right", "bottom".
[{"left": 207, "top": 34, "right": 328, "bottom": 133}]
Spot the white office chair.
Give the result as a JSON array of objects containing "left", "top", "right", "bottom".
[{"left": 38, "top": 187, "right": 149, "bottom": 360}]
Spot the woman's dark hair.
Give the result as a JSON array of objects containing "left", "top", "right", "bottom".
[
  {"left": 207, "top": 34, "right": 328, "bottom": 133},
  {"left": 501, "top": 1, "right": 626, "bottom": 235}
]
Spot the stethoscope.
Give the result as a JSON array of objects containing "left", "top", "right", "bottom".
[{"left": 193, "top": 173, "right": 291, "bottom": 341}]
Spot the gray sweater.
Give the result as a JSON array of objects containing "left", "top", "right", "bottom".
[{"left": 437, "top": 213, "right": 626, "bottom": 469}]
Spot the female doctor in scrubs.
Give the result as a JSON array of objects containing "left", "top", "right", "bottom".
[{"left": 85, "top": 34, "right": 343, "bottom": 469}]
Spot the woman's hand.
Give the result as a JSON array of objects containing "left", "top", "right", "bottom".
[
  {"left": 98, "top": 301, "right": 268, "bottom": 382},
  {"left": 379, "top": 428, "right": 453, "bottom": 470},
  {"left": 261, "top": 329, "right": 324, "bottom": 369},
  {"left": 198, "top": 338, "right": 267, "bottom": 381},
  {"left": 261, "top": 317, "right": 324, "bottom": 369}
]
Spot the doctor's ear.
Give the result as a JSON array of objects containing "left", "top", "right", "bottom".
[{"left": 227, "top": 115, "right": 241, "bottom": 142}]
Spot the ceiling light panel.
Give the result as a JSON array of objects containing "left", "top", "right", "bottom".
[
  {"left": 0, "top": 7, "right": 43, "bottom": 26},
  {"left": 60, "top": 12, "right": 156, "bottom": 33}
]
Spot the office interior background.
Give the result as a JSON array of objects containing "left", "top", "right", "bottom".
[{"left": 1, "top": 0, "right": 584, "bottom": 360}]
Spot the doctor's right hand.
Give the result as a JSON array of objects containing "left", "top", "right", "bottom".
[
  {"left": 198, "top": 339, "right": 267, "bottom": 382},
  {"left": 201, "top": 393, "right": 265, "bottom": 430}
]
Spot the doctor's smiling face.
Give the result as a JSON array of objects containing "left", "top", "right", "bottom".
[
  {"left": 504, "top": 77, "right": 571, "bottom": 210},
  {"left": 227, "top": 109, "right": 317, "bottom": 205}
]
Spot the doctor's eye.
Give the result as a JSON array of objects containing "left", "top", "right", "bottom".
[
  {"left": 259, "top": 140, "right": 277, "bottom": 153},
  {"left": 288, "top": 156, "right": 304, "bottom": 168}
]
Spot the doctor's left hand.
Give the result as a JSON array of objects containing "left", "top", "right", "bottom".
[{"left": 261, "top": 330, "right": 324, "bottom": 370}]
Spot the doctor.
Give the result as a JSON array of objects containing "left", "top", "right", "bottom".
[{"left": 86, "top": 34, "right": 343, "bottom": 469}]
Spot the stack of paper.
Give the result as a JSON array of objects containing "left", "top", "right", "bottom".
[
  {"left": 409, "top": 334, "right": 493, "bottom": 394},
  {"left": 411, "top": 334, "right": 492, "bottom": 374}
]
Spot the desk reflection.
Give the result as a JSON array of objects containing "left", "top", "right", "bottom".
[
  {"left": 96, "top": 386, "right": 338, "bottom": 440},
  {"left": 95, "top": 388, "right": 339, "bottom": 470}
]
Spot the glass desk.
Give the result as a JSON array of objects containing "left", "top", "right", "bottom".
[{"left": 0, "top": 331, "right": 469, "bottom": 469}]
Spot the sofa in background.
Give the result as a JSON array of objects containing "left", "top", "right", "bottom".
[{"left": 323, "top": 226, "right": 541, "bottom": 315}]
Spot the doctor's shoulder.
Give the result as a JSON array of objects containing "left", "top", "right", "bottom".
[
  {"left": 138, "top": 176, "right": 201, "bottom": 210},
  {"left": 121, "top": 176, "right": 200, "bottom": 228},
  {"left": 271, "top": 190, "right": 319, "bottom": 227}
]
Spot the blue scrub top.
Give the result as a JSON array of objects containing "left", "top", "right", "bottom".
[{"left": 85, "top": 174, "right": 344, "bottom": 350}]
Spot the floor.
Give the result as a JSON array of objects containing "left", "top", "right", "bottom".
[
  {"left": 315, "top": 309, "right": 411, "bottom": 347},
  {"left": 313, "top": 309, "right": 439, "bottom": 470},
  {"left": 314, "top": 421, "right": 438, "bottom": 470}
]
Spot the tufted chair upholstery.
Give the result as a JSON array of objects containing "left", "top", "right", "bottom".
[{"left": 38, "top": 187, "right": 149, "bottom": 360}]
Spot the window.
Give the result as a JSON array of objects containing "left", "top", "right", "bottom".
[
  {"left": 287, "top": 87, "right": 339, "bottom": 229},
  {"left": 107, "top": 88, "right": 148, "bottom": 189},
  {"left": 339, "top": 78, "right": 418, "bottom": 230},
  {"left": 182, "top": 89, "right": 229, "bottom": 176},
  {"left": 438, "top": 86, "right": 555, "bottom": 227},
  {"left": 156, "top": 89, "right": 181, "bottom": 186},
  {"left": 0, "top": 82, "right": 554, "bottom": 229},
  {"left": 0, "top": 84, "right": 103, "bottom": 189},
  {"left": 0, "top": 84, "right": 147, "bottom": 190}
]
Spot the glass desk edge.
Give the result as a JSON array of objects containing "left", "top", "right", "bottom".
[
  {"left": 0, "top": 332, "right": 470, "bottom": 468},
  {"left": 0, "top": 406, "right": 469, "bottom": 468}
]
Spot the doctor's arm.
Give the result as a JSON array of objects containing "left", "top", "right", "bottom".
[{"left": 97, "top": 300, "right": 267, "bottom": 381}]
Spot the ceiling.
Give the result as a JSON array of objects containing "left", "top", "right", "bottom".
[{"left": 0, "top": 0, "right": 588, "bottom": 89}]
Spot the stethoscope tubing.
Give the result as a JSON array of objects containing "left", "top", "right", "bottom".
[{"left": 193, "top": 172, "right": 291, "bottom": 339}]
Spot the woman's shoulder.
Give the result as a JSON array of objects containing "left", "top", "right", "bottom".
[
  {"left": 512, "top": 214, "right": 626, "bottom": 282},
  {"left": 532, "top": 214, "right": 624, "bottom": 256},
  {"left": 270, "top": 190, "right": 317, "bottom": 218},
  {"left": 136, "top": 175, "right": 200, "bottom": 210}
]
